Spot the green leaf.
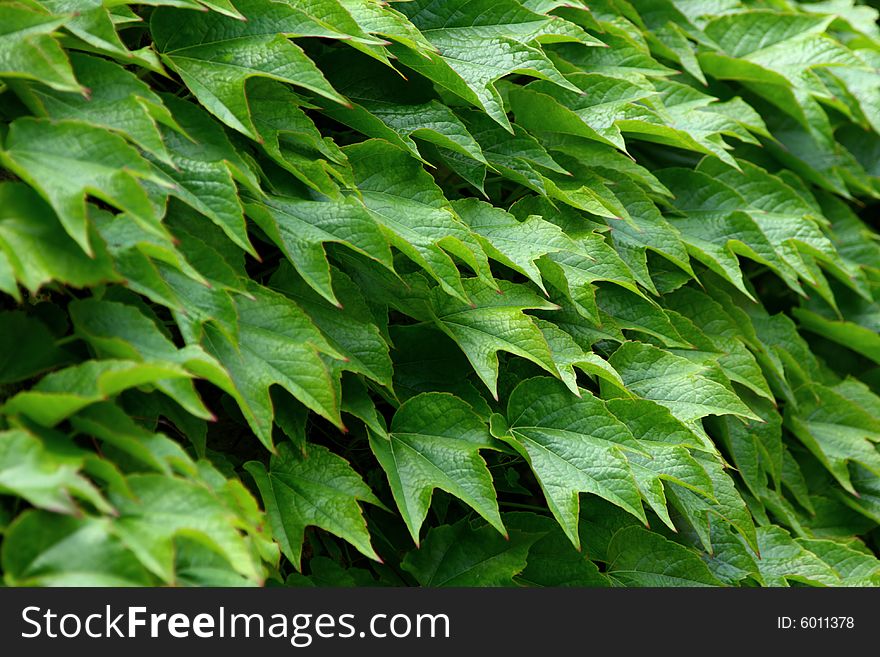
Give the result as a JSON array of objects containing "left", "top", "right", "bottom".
[
  {"left": 21, "top": 52, "right": 178, "bottom": 163},
  {"left": 453, "top": 197, "right": 567, "bottom": 293},
  {"left": 0, "top": 428, "right": 107, "bottom": 515},
  {"left": 69, "top": 298, "right": 230, "bottom": 420},
  {"left": 754, "top": 526, "right": 841, "bottom": 587},
  {"left": 506, "top": 512, "right": 611, "bottom": 587},
  {"left": 0, "top": 2, "right": 82, "bottom": 93},
  {"left": 245, "top": 442, "right": 381, "bottom": 570},
  {"left": 154, "top": 95, "right": 258, "bottom": 255},
  {"left": 2, "top": 511, "right": 154, "bottom": 586},
  {"left": 270, "top": 263, "right": 393, "bottom": 388},
  {"left": 785, "top": 382, "right": 880, "bottom": 494},
  {"left": 247, "top": 77, "right": 354, "bottom": 197},
  {"left": 535, "top": 318, "right": 628, "bottom": 396},
  {"left": 200, "top": 284, "right": 346, "bottom": 449},
  {"left": 392, "top": 0, "right": 588, "bottom": 129},
  {"left": 427, "top": 279, "right": 561, "bottom": 398},
  {"left": 606, "top": 341, "right": 759, "bottom": 426},
  {"left": 0, "top": 311, "right": 66, "bottom": 384},
  {"left": 345, "top": 139, "right": 492, "bottom": 302},
  {"left": 2, "top": 359, "right": 193, "bottom": 426},
  {"left": 109, "top": 473, "right": 262, "bottom": 583},
  {"left": 497, "top": 377, "right": 646, "bottom": 548},
  {"left": 0, "top": 118, "right": 167, "bottom": 254},
  {"left": 71, "top": 403, "right": 196, "bottom": 477},
  {"left": 320, "top": 55, "right": 485, "bottom": 165},
  {"left": 247, "top": 193, "right": 392, "bottom": 307},
  {"left": 368, "top": 392, "right": 504, "bottom": 544},
  {"left": 0, "top": 183, "right": 118, "bottom": 299},
  {"left": 656, "top": 168, "right": 800, "bottom": 298},
  {"left": 606, "top": 526, "right": 723, "bottom": 587},
  {"left": 798, "top": 537, "right": 880, "bottom": 586},
  {"left": 401, "top": 518, "right": 541, "bottom": 586},
  {"left": 151, "top": 0, "right": 348, "bottom": 138}
]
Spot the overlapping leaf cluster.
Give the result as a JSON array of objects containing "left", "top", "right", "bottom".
[{"left": 1, "top": 0, "right": 879, "bottom": 587}]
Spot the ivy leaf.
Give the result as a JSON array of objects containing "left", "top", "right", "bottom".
[
  {"left": 0, "top": 311, "right": 66, "bottom": 384},
  {"left": 401, "top": 518, "right": 541, "bottom": 586},
  {"left": 346, "top": 139, "right": 493, "bottom": 302},
  {"left": 667, "top": 452, "right": 759, "bottom": 553},
  {"left": 784, "top": 382, "right": 880, "bottom": 494},
  {"left": 246, "top": 193, "right": 392, "bottom": 308},
  {"left": 798, "top": 537, "right": 880, "bottom": 586},
  {"left": 151, "top": 95, "right": 260, "bottom": 256},
  {"left": 270, "top": 263, "right": 393, "bottom": 388},
  {"left": 428, "top": 279, "right": 561, "bottom": 398},
  {"left": 39, "top": 0, "right": 162, "bottom": 71},
  {"left": 0, "top": 118, "right": 168, "bottom": 255},
  {"left": 69, "top": 298, "right": 231, "bottom": 420},
  {"left": 453, "top": 197, "right": 568, "bottom": 293},
  {"left": 392, "top": 0, "right": 588, "bottom": 129},
  {"left": 109, "top": 474, "right": 262, "bottom": 583},
  {"left": 0, "top": 184, "right": 118, "bottom": 299},
  {"left": 247, "top": 78, "right": 355, "bottom": 197},
  {"left": 754, "top": 526, "right": 841, "bottom": 587},
  {"left": 698, "top": 158, "right": 854, "bottom": 303},
  {"left": 389, "top": 325, "right": 494, "bottom": 416},
  {"left": 319, "top": 54, "right": 486, "bottom": 165},
  {"left": 0, "top": 428, "right": 107, "bottom": 515},
  {"left": 440, "top": 111, "right": 569, "bottom": 194},
  {"left": 606, "top": 341, "right": 759, "bottom": 427},
  {"left": 510, "top": 73, "right": 658, "bottom": 152},
  {"left": 496, "top": 376, "right": 646, "bottom": 548},
  {"left": 151, "top": 0, "right": 348, "bottom": 138},
  {"left": 606, "top": 526, "right": 723, "bottom": 587},
  {"left": 535, "top": 318, "right": 628, "bottom": 397},
  {"left": 599, "top": 176, "right": 692, "bottom": 294},
  {"left": 596, "top": 285, "right": 690, "bottom": 348},
  {"left": 368, "top": 392, "right": 504, "bottom": 544},
  {"left": 656, "top": 168, "right": 801, "bottom": 298},
  {"left": 0, "top": 2, "right": 82, "bottom": 93},
  {"left": 200, "top": 284, "right": 345, "bottom": 449},
  {"left": 506, "top": 512, "right": 611, "bottom": 587},
  {"left": 2, "top": 511, "right": 154, "bottom": 586},
  {"left": 21, "top": 52, "right": 179, "bottom": 164},
  {"left": 2, "top": 360, "right": 193, "bottom": 426},
  {"left": 71, "top": 403, "right": 197, "bottom": 477},
  {"left": 245, "top": 442, "right": 382, "bottom": 570}
]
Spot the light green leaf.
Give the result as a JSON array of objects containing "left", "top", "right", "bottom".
[
  {"left": 498, "top": 377, "right": 646, "bottom": 547},
  {"left": 0, "top": 184, "right": 118, "bottom": 299},
  {"left": 21, "top": 52, "right": 178, "bottom": 163},
  {"left": 69, "top": 298, "right": 231, "bottom": 420},
  {"left": 0, "top": 118, "right": 168, "bottom": 254},
  {"left": 0, "top": 2, "right": 82, "bottom": 93},
  {"left": 0, "top": 428, "right": 107, "bottom": 515},
  {"left": 393, "top": 0, "right": 588, "bottom": 129},
  {"left": 369, "top": 392, "right": 504, "bottom": 544},
  {"left": 247, "top": 193, "right": 392, "bottom": 307},
  {"left": 607, "top": 526, "right": 723, "bottom": 587},
  {"left": 2, "top": 511, "right": 153, "bottom": 586},
  {"left": 346, "top": 139, "right": 493, "bottom": 302},
  {"left": 428, "top": 279, "right": 561, "bottom": 398},
  {"left": 2, "top": 359, "right": 193, "bottom": 426},
  {"left": 607, "top": 341, "right": 759, "bottom": 425},
  {"left": 245, "top": 442, "right": 381, "bottom": 570},
  {"left": 110, "top": 474, "right": 262, "bottom": 583},
  {"left": 151, "top": 0, "right": 348, "bottom": 138},
  {"left": 200, "top": 284, "right": 345, "bottom": 448}
]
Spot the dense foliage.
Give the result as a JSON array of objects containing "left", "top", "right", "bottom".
[{"left": 1, "top": 0, "right": 880, "bottom": 587}]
